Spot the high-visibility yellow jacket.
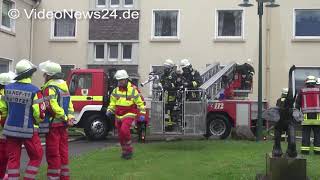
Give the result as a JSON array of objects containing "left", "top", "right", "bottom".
[
  {"left": 107, "top": 82, "right": 146, "bottom": 120},
  {"left": 42, "top": 79, "right": 74, "bottom": 127}
]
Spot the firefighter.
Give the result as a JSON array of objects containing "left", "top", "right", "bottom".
[
  {"left": 160, "top": 59, "right": 178, "bottom": 129},
  {"left": 106, "top": 70, "right": 146, "bottom": 160},
  {"left": 0, "top": 72, "right": 15, "bottom": 180},
  {"left": 2, "top": 59, "right": 45, "bottom": 179},
  {"left": 273, "top": 88, "right": 297, "bottom": 157},
  {"left": 180, "top": 59, "right": 203, "bottom": 100},
  {"left": 39, "top": 60, "right": 75, "bottom": 179},
  {"left": 295, "top": 75, "right": 320, "bottom": 155}
]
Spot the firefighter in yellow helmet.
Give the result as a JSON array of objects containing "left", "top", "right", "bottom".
[
  {"left": 39, "top": 60, "right": 75, "bottom": 180},
  {"left": 0, "top": 72, "right": 15, "bottom": 179},
  {"left": 3, "top": 59, "right": 46, "bottom": 179},
  {"left": 106, "top": 69, "right": 146, "bottom": 160}
]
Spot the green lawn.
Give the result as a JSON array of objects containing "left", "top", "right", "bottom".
[{"left": 37, "top": 140, "right": 320, "bottom": 180}]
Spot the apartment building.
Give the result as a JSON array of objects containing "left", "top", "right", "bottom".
[{"left": 1, "top": 0, "right": 320, "bottom": 105}]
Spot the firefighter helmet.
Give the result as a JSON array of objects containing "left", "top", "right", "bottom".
[
  {"left": 180, "top": 59, "right": 191, "bottom": 68},
  {"left": 164, "top": 59, "right": 175, "bottom": 67},
  {"left": 305, "top": 75, "right": 317, "bottom": 84},
  {"left": 0, "top": 71, "right": 15, "bottom": 85},
  {"left": 39, "top": 60, "right": 62, "bottom": 76},
  {"left": 281, "top": 88, "right": 288, "bottom": 95},
  {"left": 14, "top": 59, "right": 37, "bottom": 80},
  {"left": 317, "top": 78, "right": 320, "bottom": 85},
  {"left": 114, "top": 70, "right": 129, "bottom": 80}
]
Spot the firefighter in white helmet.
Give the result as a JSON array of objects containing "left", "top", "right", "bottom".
[
  {"left": 39, "top": 60, "right": 75, "bottom": 179},
  {"left": 106, "top": 69, "right": 146, "bottom": 159},
  {"left": 0, "top": 72, "right": 15, "bottom": 180},
  {"left": 2, "top": 59, "right": 45, "bottom": 179},
  {"left": 160, "top": 59, "right": 179, "bottom": 130},
  {"left": 180, "top": 59, "right": 202, "bottom": 99},
  {"left": 296, "top": 75, "right": 320, "bottom": 155}
]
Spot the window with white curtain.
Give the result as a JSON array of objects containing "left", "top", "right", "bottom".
[
  {"left": 294, "top": 9, "right": 320, "bottom": 38},
  {"left": 153, "top": 10, "right": 179, "bottom": 38},
  {"left": 53, "top": 12, "right": 76, "bottom": 38},
  {"left": 216, "top": 10, "right": 243, "bottom": 39},
  {"left": 1, "top": 0, "right": 15, "bottom": 31}
]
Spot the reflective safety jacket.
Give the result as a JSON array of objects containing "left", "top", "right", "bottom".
[
  {"left": 296, "top": 86, "right": 320, "bottom": 125},
  {"left": 41, "top": 79, "right": 74, "bottom": 132},
  {"left": 0, "top": 88, "right": 7, "bottom": 139},
  {"left": 2, "top": 78, "right": 45, "bottom": 138},
  {"left": 107, "top": 82, "right": 146, "bottom": 120}
]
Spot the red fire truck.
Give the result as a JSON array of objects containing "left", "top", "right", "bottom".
[{"left": 67, "top": 62, "right": 267, "bottom": 140}]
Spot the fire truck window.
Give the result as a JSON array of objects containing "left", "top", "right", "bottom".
[
  {"left": 78, "top": 74, "right": 92, "bottom": 89},
  {"left": 69, "top": 74, "right": 78, "bottom": 95}
]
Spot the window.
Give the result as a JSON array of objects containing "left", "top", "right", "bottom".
[
  {"left": 108, "top": 44, "right": 118, "bottom": 61},
  {"left": 52, "top": 12, "right": 76, "bottom": 38},
  {"left": 95, "top": 44, "right": 105, "bottom": 60},
  {"left": 69, "top": 74, "right": 92, "bottom": 95},
  {"left": 0, "top": 59, "right": 9, "bottom": 73},
  {"left": 122, "top": 44, "right": 132, "bottom": 61},
  {"left": 110, "top": 0, "right": 120, "bottom": 7},
  {"left": 1, "top": 0, "right": 15, "bottom": 31},
  {"left": 294, "top": 9, "right": 320, "bottom": 39},
  {"left": 153, "top": 10, "right": 179, "bottom": 39},
  {"left": 215, "top": 9, "right": 244, "bottom": 39},
  {"left": 96, "top": 0, "right": 106, "bottom": 7},
  {"left": 124, "top": 0, "right": 133, "bottom": 6}
]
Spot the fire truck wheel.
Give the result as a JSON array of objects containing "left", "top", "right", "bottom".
[
  {"left": 207, "top": 114, "right": 231, "bottom": 139},
  {"left": 84, "top": 114, "right": 108, "bottom": 140}
]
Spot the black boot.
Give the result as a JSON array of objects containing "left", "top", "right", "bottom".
[
  {"left": 273, "top": 128, "right": 283, "bottom": 157},
  {"left": 121, "top": 152, "right": 133, "bottom": 160},
  {"left": 286, "top": 124, "right": 297, "bottom": 158}
]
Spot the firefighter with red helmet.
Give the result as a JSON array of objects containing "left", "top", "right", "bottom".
[
  {"left": 106, "top": 70, "right": 146, "bottom": 160},
  {"left": 296, "top": 75, "right": 320, "bottom": 155},
  {"left": 2, "top": 59, "right": 45, "bottom": 179},
  {"left": 40, "top": 60, "right": 75, "bottom": 180}
]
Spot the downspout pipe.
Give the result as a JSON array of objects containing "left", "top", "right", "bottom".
[{"left": 29, "top": 0, "right": 41, "bottom": 61}]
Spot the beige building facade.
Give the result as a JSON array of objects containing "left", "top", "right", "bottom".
[{"left": 1, "top": 0, "right": 320, "bottom": 105}]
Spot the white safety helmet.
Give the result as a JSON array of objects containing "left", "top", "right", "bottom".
[
  {"left": 0, "top": 71, "right": 16, "bottom": 85},
  {"left": 305, "top": 75, "right": 317, "bottom": 84},
  {"left": 114, "top": 69, "right": 129, "bottom": 80},
  {"left": 15, "top": 59, "right": 36, "bottom": 75},
  {"left": 180, "top": 59, "right": 191, "bottom": 68},
  {"left": 281, "top": 88, "right": 288, "bottom": 95},
  {"left": 163, "top": 59, "right": 175, "bottom": 68},
  {"left": 39, "top": 60, "right": 62, "bottom": 76},
  {"left": 317, "top": 78, "right": 320, "bottom": 85}
]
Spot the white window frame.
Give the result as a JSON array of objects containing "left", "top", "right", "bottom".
[
  {"left": 0, "top": 0, "right": 16, "bottom": 33},
  {"left": 94, "top": 43, "right": 105, "bottom": 62},
  {"left": 96, "top": 0, "right": 107, "bottom": 8},
  {"left": 110, "top": 0, "right": 120, "bottom": 8},
  {"left": 151, "top": 9, "right": 181, "bottom": 41},
  {"left": 108, "top": 43, "right": 119, "bottom": 62},
  {"left": 121, "top": 43, "right": 132, "bottom": 62},
  {"left": 214, "top": 8, "right": 245, "bottom": 41},
  {"left": 50, "top": 12, "right": 77, "bottom": 40},
  {"left": 123, "top": 0, "right": 134, "bottom": 8},
  {"left": 293, "top": 8, "right": 320, "bottom": 41}
]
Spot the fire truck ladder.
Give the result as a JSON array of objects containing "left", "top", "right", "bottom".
[
  {"left": 200, "top": 62, "right": 237, "bottom": 99},
  {"left": 199, "top": 63, "right": 222, "bottom": 83}
]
